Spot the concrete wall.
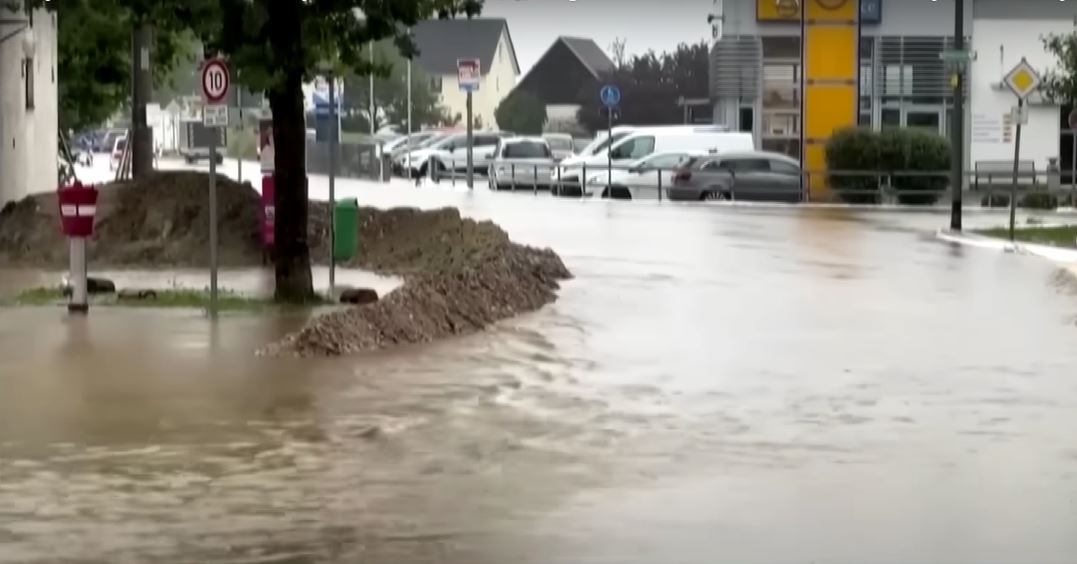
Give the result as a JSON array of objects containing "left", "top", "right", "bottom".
[
  {"left": 0, "top": 7, "right": 58, "bottom": 205},
  {"left": 968, "top": 17, "right": 1072, "bottom": 170},
  {"left": 436, "top": 30, "right": 518, "bottom": 130}
]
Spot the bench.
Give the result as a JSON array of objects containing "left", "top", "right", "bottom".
[{"left": 974, "top": 160, "right": 1038, "bottom": 191}]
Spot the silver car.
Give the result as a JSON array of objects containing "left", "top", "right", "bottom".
[
  {"left": 542, "top": 133, "right": 575, "bottom": 162},
  {"left": 488, "top": 137, "right": 556, "bottom": 191},
  {"left": 668, "top": 151, "right": 803, "bottom": 202}
]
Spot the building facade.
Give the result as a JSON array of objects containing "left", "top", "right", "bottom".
[
  {"left": 413, "top": 18, "right": 520, "bottom": 130},
  {"left": 1, "top": 5, "right": 57, "bottom": 206},
  {"left": 711, "top": 0, "right": 1076, "bottom": 197}
]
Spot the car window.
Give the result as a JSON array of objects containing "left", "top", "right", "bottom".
[
  {"left": 726, "top": 158, "right": 770, "bottom": 173},
  {"left": 475, "top": 135, "right": 500, "bottom": 146},
  {"left": 589, "top": 132, "right": 630, "bottom": 155},
  {"left": 610, "top": 136, "right": 655, "bottom": 160},
  {"left": 503, "top": 142, "right": 551, "bottom": 159},
  {"left": 769, "top": 159, "right": 801, "bottom": 175},
  {"left": 643, "top": 153, "right": 687, "bottom": 169},
  {"left": 698, "top": 159, "right": 724, "bottom": 171}
]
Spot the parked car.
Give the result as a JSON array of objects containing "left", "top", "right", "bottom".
[
  {"left": 98, "top": 128, "right": 126, "bottom": 154},
  {"left": 396, "top": 131, "right": 508, "bottom": 177},
  {"left": 488, "top": 137, "right": 556, "bottom": 190},
  {"left": 542, "top": 133, "right": 575, "bottom": 162},
  {"left": 668, "top": 151, "right": 803, "bottom": 202},
  {"left": 585, "top": 150, "right": 705, "bottom": 200},
  {"left": 555, "top": 129, "right": 754, "bottom": 196}
]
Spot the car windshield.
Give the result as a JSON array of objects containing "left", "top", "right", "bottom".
[
  {"left": 588, "top": 132, "right": 630, "bottom": 155},
  {"left": 503, "top": 142, "right": 551, "bottom": 159}
]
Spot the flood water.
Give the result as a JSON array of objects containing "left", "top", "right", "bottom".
[{"left": 3, "top": 172, "right": 1077, "bottom": 563}]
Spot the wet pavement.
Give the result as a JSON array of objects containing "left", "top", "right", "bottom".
[{"left": 3, "top": 166, "right": 1077, "bottom": 563}]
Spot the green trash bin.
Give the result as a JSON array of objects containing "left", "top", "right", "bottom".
[{"left": 333, "top": 198, "right": 359, "bottom": 262}]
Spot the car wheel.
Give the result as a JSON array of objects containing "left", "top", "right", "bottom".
[{"left": 703, "top": 189, "right": 728, "bottom": 201}]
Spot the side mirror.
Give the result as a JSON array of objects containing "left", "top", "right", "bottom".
[{"left": 448, "top": 146, "right": 455, "bottom": 153}]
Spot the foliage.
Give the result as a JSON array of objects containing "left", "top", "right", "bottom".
[
  {"left": 825, "top": 127, "right": 951, "bottom": 205},
  {"left": 1021, "top": 192, "right": 1059, "bottom": 210},
  {"left": 977, "top": 225, "right": 1077, "bottom": 248},
  {"left": 341, "top": 39, "right": 452, "bottom": 132},
  {"left": 495, "top": 90, "right": 547, "bottom": 134},
  {"left": 30, "top": 0, "right": 200, "bottom": 133},
  {"left": 575, "top": 41, "right": 710, "bottom": 133},
  {"left": 1040, "top": 31, "right": 1077, "bottom": 105}
]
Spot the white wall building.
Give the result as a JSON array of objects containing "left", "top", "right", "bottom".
[
  {"left": 413, "top": 18, "right": 520, "bottom": 130},
  {"left": 968, "top": 1, "right": 1074, "bottom": 174},
  {"left": 0, "top": 5, "right": 57, "bottom": 206}
]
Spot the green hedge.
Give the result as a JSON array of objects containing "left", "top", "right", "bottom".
[
  {"left": 825, "top": 127, "right": 951, "bottom": 205},
  {"left": 981, "top": 192, "right": 1060, "bottom": 210}
]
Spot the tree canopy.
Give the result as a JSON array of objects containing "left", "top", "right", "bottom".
[
  {"left": 1041, "top": 31, "right": 1077, "bottom": 106},
  {"left": 495, "top": 89, "right": 546, "bottom": 134},
  {"left": 341, "top": 39, "right": 451, "bottom": 132},
  {"left": 576, "top": 41, "right": 710, "bottom": 133}
]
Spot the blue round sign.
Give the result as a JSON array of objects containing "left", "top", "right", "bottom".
[{"left": 600, "top": 84, "right": 621, "bottom": 108}]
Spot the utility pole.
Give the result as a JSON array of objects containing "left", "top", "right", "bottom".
[
  {"left": 949, "top": 0, "right": 965, "bottom": 230},
  {"left": 328, "top": 72, "right": 337, "bottom": 297},
  {"left": 130, "top": 23, "right": 154, "bottom": 177},
  {"left": 406, "top": 55, "right": 413, "bottom": 182},
  {"left": 466, "top": 91, "right": 473, "bottom": 188}
]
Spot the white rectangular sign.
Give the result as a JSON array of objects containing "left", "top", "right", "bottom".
[{"left": 203, "top": 105, "right": 229, "bottom": 128}]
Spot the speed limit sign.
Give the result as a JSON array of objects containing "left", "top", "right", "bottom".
[{"left": 201, "top": 58, "right": 230, "bottom": 104}]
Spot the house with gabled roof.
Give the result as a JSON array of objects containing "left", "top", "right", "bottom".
[
  {"left": 509, "top": 36, "right": 615, "bottom": 127},
  {"left": 413, "top": 18, "right": 520, "bottom": 129}
]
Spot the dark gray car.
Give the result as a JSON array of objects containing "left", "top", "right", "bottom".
[{"left": 668, "top": 151, "right": 803, "bottom": 202}]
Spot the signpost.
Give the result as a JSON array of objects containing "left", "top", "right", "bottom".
[
  {"left": 600, "top": 84, "right": 621, "bottom": 195},
  {"left": 201, "top": 57, "right": 230, "bottom": 316},
  {"left": 1068, "top": 108, "right": 1077, "bottom": 198},
  {"left": 1002, "top": 57, "right": 1041, "bottom": 241},
  {"left": 457, "top": 58, "right": 480, "bottom": 189}
]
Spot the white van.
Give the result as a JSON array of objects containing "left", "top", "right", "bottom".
[{"left": 554, "top": 130, "right": 754, "bottom": 196}]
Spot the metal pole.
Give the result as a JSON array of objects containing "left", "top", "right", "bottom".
[
  {"left": 406, "top": 57, "right": 412, "bottom": 182},
  {"left": 131, "top": 23, "right": 153, "bottom": 178},
  {"left": 466, "top": 91, "right": 474, "bottom": 189},
  {"left": 237, "top": 88, "right": 243, "bottom": 184},
  {"left": 328, "top": 72, "right": 337, "bottom": 298},
  {"left": 68, "top": 238, "right": 88, "bottom": 314},
  {"left": 1009, "top": 98, "right": 1024, "bottom": 242},
  {"left": 606, "top": 107, "right": 613, "bottom": 196},
  {"left": 1070, "top": 127, "right": 1075, "bottom": 201},
  {"left": 208, "top": 129, "right": 219, "bottom": 316},
  {"left": 950, "top": 0, "right": 965, "bottom": 230}
]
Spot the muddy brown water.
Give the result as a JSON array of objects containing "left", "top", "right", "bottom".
[{"left": 3, "top": 181, "right": 1077, "bottom": 563}]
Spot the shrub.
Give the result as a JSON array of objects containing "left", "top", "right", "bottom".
[
  {"left": 825, "top": 127, "right": 951, "bottom": 205},
  {"left": 825, "top": 127, "right": 881, "bottom": 204},
  {"left": 1021, "top": 192, "right": 1059, "bottom": 210}
]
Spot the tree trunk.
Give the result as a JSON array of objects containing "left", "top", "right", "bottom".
[
  {"left": 268, "top": 2, "right": 314, "bottom": 303},
  {"left": 130, "top": 23, "right": 154, "bottom": 178}
]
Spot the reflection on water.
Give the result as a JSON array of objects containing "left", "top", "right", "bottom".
[{"left": 3, "top": 195, "right": 1077, "bottom": 564}]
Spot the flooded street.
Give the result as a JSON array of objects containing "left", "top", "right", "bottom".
[{"left": 3, "top": 178, "right": 1077, "bottom": 563}]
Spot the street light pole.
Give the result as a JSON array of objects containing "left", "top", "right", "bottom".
[{"left": 950, "top": 0, "right": 965, "bottom": 230}]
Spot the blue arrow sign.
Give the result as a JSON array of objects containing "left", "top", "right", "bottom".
[{"left": 600, "top": 84, "right": 621, "bottom": 108}]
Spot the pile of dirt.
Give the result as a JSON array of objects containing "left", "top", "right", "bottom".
[
  {"left": 0, "top": 172, "right": 262, "bottom": 268},
  {"left": 0, "top": 172, "right": 571, "bottom": 356}
]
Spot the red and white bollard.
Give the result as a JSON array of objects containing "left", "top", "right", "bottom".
[{"left": 58, "top": 181, "right": 99, "bottom": 313}]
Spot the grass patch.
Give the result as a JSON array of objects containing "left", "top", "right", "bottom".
[
  {"left": 976, "top": 225, "right": 1077, "bottom": 248},
  {"left": 3, "top": 287, "right": 329, "bottom": 311}
]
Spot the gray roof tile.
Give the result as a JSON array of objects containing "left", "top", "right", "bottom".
[{"left": 412, "top": 18, "right": 518, "bottom": 77}]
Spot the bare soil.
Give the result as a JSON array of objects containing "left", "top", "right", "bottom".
[{"left": 0, "top": 172, "right": 571, "bottom": 356}]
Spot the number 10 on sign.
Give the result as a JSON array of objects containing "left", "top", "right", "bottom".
[{"left": 201, "top": 58, "right": 230, "bottom": 104}]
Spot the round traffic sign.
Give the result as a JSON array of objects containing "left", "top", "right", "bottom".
[
  {"left": 600, "top": 84, "right": 621, "bottom": 108},
  {"left": 1068, "top": 108, "right": 1077, "bottom": 131},
  {"left": 201, "top": 59, "right": 230, "bottom": 104}
]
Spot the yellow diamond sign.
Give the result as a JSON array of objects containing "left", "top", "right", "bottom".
[{"left": 1004, "top": 57, "right": 1041, "bottom": 99}]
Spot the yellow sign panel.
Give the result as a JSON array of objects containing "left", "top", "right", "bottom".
[
  {"left": 1003, "top": 58, "right": 1041, "bottom": 99},
  {"left": 805, "top": 0, "right": 857, "bottom": 20},
  {"left": 758, "top": 0, "right": 800, "bottom": 21},
  {"left": 805, "top": 26, "right": 857, "bottom": 80}
]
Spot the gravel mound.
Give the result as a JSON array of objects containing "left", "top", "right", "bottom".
[{"left": 0, "top": 172, "right": 571, "bottom": 356}]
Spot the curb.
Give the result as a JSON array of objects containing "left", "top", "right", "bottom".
[{"left": 936, "top": 229, "right": 1077, "bottom": 263}]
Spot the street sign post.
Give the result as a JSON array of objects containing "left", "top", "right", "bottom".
[
  {"left": 201, "top": 57, "right": 230, "bottom": 317},
  {"left": 1002, "top": 57, "right": 1041, "bottom": 241},
  {"left": 1068, "top": 109, "right": 1077, "bottom": 195},
  {"left": 600, "top": 84, "right": 621, "bottom": 194},
  {"left": 458, "top": 58, "right": 480, "bottom": 189}
]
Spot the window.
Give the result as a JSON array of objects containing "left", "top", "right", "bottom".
[
  {"left": 763, "top": 112, "right": 798, "bottom": 136},
  {"left": 906, "top": 111, "right": 940, "bottom": 132},
  {"left": 610, "top": 136, "right": 655, "bottom": 160},
  {"left": 884, "top": 65, "right": 914, "bottom": 97},
  {"left": 881, "top": 108, "right": 901, "bottom": 129},
  {"left": 503, "top": 141, "right": 551, "bottom": 159},
  {"left": 699, "top": 159, "right": 724, "bottom": 171},
  {"left": 642, "top": 153, "right": 688, "bottom": 169},
  {"left": 545, "top": 137, "right": 573, "bottom": 151},
  {"left": 727, "top": 159, "right": 769, "bottom": 173},
  {"left": 590, "top": 132, "right": 629, "bottom": 155},
  {"left": 475, "top": 134, "right": 500, "bottom": 146},
  {"left": 739, "top": 107, "right": 754, "bottom": 133},
  {"left": 24, "top": 57, "right": 34, "bottom": 110},
  {"left": 430, "top": 76, "right": 443, "bottom": 91},
  {"left": 761, "top": 138, "right": 801, "bottom": 160},
  {"left": 769, "top": 159, "right": 801, "bottom": 175}
]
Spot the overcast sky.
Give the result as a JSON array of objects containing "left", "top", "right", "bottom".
[{"left": 481, "top": 0, "right": 715, "bottom": 74}]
